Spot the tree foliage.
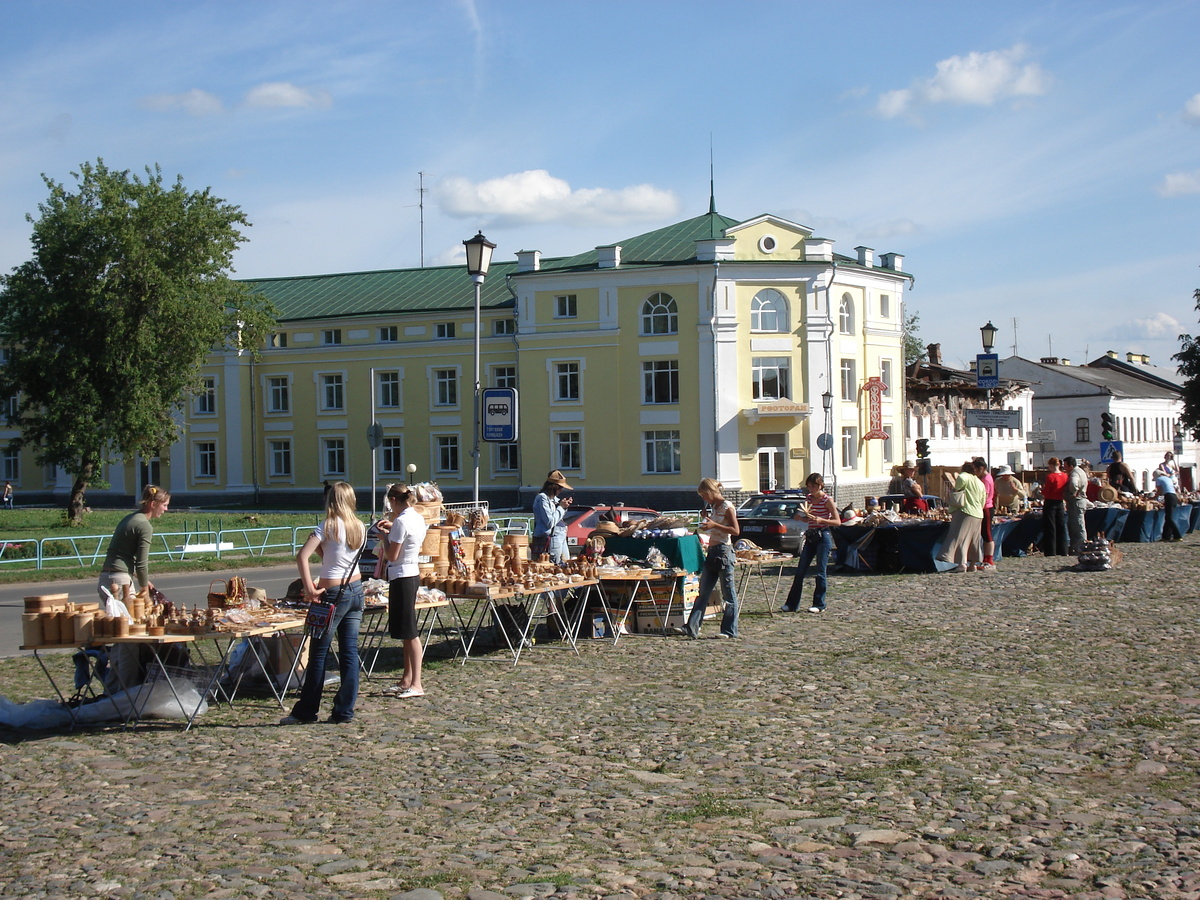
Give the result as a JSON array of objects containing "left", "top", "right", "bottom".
[
  {"left": 0, "top": 160, "right": 276, "bottom": 522},
  {"left": 1173, "top": 288, "right": 1200, "bottom": 439},
  {"left": 903, "top": 308, "right": 926, "bottom": 367}
]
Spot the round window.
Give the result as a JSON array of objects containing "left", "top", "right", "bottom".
[{"left": 758, "top": 234, "right": 777, "bottom": 253}]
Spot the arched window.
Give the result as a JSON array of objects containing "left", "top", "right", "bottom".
[
  {"left": 640, "top": 292, "right": 678, "bottom": 336},
  {"left": 838, "top": 293, "right": 855, "bottom": 334},
  {"left": 750, "top": 289, "right": 788, "bottom": 333}
]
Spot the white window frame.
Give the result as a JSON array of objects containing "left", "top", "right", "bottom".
[
  {"left": 377, "top": 370, "right": 401, "bottom": 410},
  {"left": 640, "top": 292, "right": 678, "bottom": 336},
  {"left": 642, "top": 360, "right": 680, "bottom": 405},
  {"left": 194, "top": 376, "right": 217, "bottom": 417},
  {"left": 880, "top": 293, "right": 891, "bottom": 319},
  {"left": 493, "top": 442, "right": 519, "bottom": 473},
  {"left": 269, "top": 332, "right": 288, "bottom": 349},
  {"left": 266, "top": 375, "right": 291, "bottom": 414},
  {"left": 2, "top": 447, "right": 20, "bottom": 482},
  {"left": 431, "top": 367, "right": 460, "bottom": 408},
  {"left": 752, "top": 357, "right": 791, "bottom": 402},
  {"left": 550, "top": 359, "right": 582, "bottom": 403},
  {"left": 379, "top": 325, "right": 398, "bottom": 343},
  {"left": 194, "top": 441, "right": 218, "bottom": 480},
  {"left": 323, "top": 329, "right": 342, "bottom": 346},
  {"left": 841, "top": 426, "right": 859, "bottom": 469},
  {"left": 750, "top": 288, "right": 789, "bottom": 333},
  {"left": 319, "top": 372, "right": 346, "bottom": 412},
  {"left": 840, "top": 359, "right": 857, "bottom": 401},
  {"left": 881, "top": 359, "right": 894, "bottom": 399},
  {"left": 435, "top": 322, "right": 456, "bottom": 340},
  {"left": 493, "top": 318, "right": 516, "bottom": 336},
  {"left": 434, "top": 434, "right": 460, "bottom": 476},
  {"left": 554, "top": 430, "right": 583, "bottom": 472},
  {"left": 554, "top": 294, "right": 578, "bottom": 318},
  {"left": 380, "top": 437, "right": 404, "bottom": 474},
  {"left": 268, "top": 439, "right": 293, "bottom": 479},
  {"left": 839, "top": 293, "right": 855, "bottom": 334},
  {"left": 643, "top": 430, "right": 681, "bottom": 474},
  {"left": 492, "top": 364, "right": 517, "bottom": 389},
  {"left": 882, "top": 425, "right": 894, "bottom": 467},
  {"left": 321, "top": 437, "right": 347, "bottom": 477}
]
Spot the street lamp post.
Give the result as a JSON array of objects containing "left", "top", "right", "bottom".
[
  {"left": 981, "top": 321, "right": 997, "bottom": 468},
  {"left": 821, "top": 389, "right": 834, "bottom": 501},
  {"left": 463, "top": 231, "right": 496, "bottom": 507}
]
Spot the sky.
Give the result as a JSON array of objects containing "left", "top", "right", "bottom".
[{"left": 1, "top": 0, "right": 1198, "bottom": 370}]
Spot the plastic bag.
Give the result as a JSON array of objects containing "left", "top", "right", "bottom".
[{"left": 99, "top": 585, "right": 131, "bottom": 620}]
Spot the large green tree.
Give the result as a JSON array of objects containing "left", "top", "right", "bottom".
[
  {"left": 0, "top": 160, "right": 276, "bottom": 523},
  {"left": 903, "top": 308, "right": 926, "bottom": 366},
  {"left": 1173, "top": 287, "right": 1200, "bottom": 439}
]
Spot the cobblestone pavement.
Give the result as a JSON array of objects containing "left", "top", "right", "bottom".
[{"left": 1, "top": 539, "right": 1198, "bottom": 900}]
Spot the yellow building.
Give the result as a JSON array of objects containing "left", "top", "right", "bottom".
[{"left": 6, "top": 208, "right": 911, "bottom": 509}]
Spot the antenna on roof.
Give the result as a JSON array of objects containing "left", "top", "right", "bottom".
[
  {"left": 708, "top": 135, "right": 718, "bottom": 240},
  {"left": 418, "top": 172, "right": 429, "bottom": 267}
]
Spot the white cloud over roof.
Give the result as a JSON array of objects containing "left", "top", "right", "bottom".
[
  {"left": 436, "top": 170, "right": 679, "bottom": 227},
  {"left": 243, "top": 82, "right": 332, "bottom": 109},
  {"left": 877, "top": 44, "right": 1050, "bottom": 119},
  {"left": 1157, "top": 169, "right": 1200, "bottom": 196}
]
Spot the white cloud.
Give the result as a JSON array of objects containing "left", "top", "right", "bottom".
[
  {"left": 1122, "top": 312, "right": 1182, "bottom": 341},
  {"left": 436, "top": 170, "right": 679, "bottom": 226},
  {"left": 876, "top": 44, "right": 1050, "bottom": 118},
  {"left": 1157, "top": 169, "right": 1200, "bottom": 197},
  {"left": 138, "top": 88, "right": 223, "bottom": 116},
  {"left": 1184, "top": 92, "right": 1200, "bottom": 124},
  {"left": 243, "top": 82, "right": 332, "bottom": 109}
]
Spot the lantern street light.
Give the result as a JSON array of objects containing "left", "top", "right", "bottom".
[
  {"left": 980, "top": 320, "right": 997, "bottom": 354},
  {"left": 463, "top": 231, "right": 496, "bottom": 506}
]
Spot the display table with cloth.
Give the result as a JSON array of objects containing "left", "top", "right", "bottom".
[
  {"left": 1190, "top": 503, "right": 1200, "bottom": 533},
  {"left": 832, "top": 521, "right": 951, "bottom": 574},
  {"left": 601, "top": 535, "right": 703, "bottom": 573},
  {"left": 998, "top": 514, "right": 1043, "bottom": 558},
  {"left": 1085, "top": 506, "right": 1129, "bottom": 541},
  {"left": 1172, "top": 503, "right": 1191, "bottom": 539},
  {"left": 1118, "top": 508, "right": 1164, "bottom": 542}
]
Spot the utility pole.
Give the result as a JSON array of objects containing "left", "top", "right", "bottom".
[{"left": 418, "top": 172, "right": 429, "bottom": 267}]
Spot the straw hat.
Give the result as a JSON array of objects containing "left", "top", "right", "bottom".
[
  {"left": 902, "top": 459, "right": 916, "bottom": 469},
  {"left": 545, "top": 469, "right": 573, "bottom": 490},
  {"left": 1098, "top": 484, "right": 1120, "bottom": 503},
  {"left": 592, "top": 521, "right": 621, "bottom": 536}
]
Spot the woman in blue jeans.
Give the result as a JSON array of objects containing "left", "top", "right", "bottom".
[
  {"left": 281, "top": 482, "right": 366, "bottom": 725},
  {"left": 782, "top": 473, "right": 840, "bottom": 613},
  {"left": 683, "top": 478, "right": 741, "bottom": 638}
]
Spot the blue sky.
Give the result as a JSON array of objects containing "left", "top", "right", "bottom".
[{"left": 1, "top": 0, "right": 1197, "bottom": 369}]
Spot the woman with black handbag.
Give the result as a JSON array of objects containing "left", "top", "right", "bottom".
[{"left": 281, "top": 482, "right": 366, "bottom": 725}]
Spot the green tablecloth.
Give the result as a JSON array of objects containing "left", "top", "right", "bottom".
[{"left": 602, "top": 535, "right": 704, "bottom": 573}]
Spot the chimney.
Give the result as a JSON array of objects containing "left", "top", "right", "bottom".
[
  {"left": 1107, "top": 350, "right": 1118, "bottom": 359},
  {"left": 1040, "top": 357, "right": 1060, "bottom": 365},
  {"left": 597, "top": 244, "right": 621, "bottom": 269},
  {"left": 855, "top": 246, "right": 874, "bottom": 266},
  {"left": 879, "top": 252, "right": 904, "bottom": 272},
  {"left": 926, "top": 342, "right": 941, "bottom": 365},
  {"left": 515, "top": 250, "right": 541, "bottom": 273},
  {"left": 1127, "top": 352, "right": 1151, "bottom": 364},
  {"left": 804, "top": 238, "right": 834, "bottom": 261}
]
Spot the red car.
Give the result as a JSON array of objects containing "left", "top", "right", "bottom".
[{"left": 562, "top": 505, "right": 660, "bottom": 553}]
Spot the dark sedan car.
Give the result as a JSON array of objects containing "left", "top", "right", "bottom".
[{"left": 736, "top": 496, "right": 810, "bottom": 554}]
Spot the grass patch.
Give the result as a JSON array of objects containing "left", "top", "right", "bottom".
[
  {"left": 1117, "top": 714, "right": 1182, "bottom": 729},
  {"left": 663, "top": 792, "right": 741, "bottom": 822}
]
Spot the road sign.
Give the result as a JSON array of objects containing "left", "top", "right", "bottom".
[
  {"left": 976, "top": 353, "right": 999, "bottom": 389},
  {"left": 1027, "top": 430, "right": 1056, "bottom": 443},
  {"left": 1099, "top": 440, "right": 1124, "bottom": 464},
  {"left": 964, "top": 408, "right": 1021, "bottom": 430},
  {"left": 366, "top": 423, "right": 384, "bottom": 449},
  {"left": 482, "top": 388, "right": 518, "bottom": 442}
]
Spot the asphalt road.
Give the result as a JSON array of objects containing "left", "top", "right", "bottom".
[{"left": 0, "top": 563, "right": 301, "bottom": 658}]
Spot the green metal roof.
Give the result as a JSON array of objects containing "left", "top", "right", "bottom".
[
  {"left": 536, "top": 211, "right": 742, "bottom": 272},
  {"left": 243, "top": 260, "right": 523, "bottom": 322}
]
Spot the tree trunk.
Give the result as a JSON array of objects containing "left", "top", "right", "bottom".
[{"left": 68, "top": 462, "right": 94, "bottom": 526}]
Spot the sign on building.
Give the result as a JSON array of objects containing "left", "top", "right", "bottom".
[{"left": 964, "top": 408, "right": 1022, "bottom": 430}]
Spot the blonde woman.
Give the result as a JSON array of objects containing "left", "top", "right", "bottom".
[
  {"left": 98, "top": 484, "right": 171, "bottom": 601},
  {"left": 681, "top": 477, "right": 740, "bottom": 638},
  {"left": 378, "top": 483, "right": 429, "bottom": 698},
  {"left": 281, "top": 482, "right": 366, "bottom": 725}
]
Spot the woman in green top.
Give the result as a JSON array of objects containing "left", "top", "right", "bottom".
[
  {"left": 936, "top": 462, "right": 985, "bottom": 572},
  {"left": 97, "top": 485, "right": 171, "bottom": 600}
]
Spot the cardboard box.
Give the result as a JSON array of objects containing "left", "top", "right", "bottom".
[
  {"left": 635, "top": 599, "right": 704, "bottom": 635},
  {"left": 590, "top": 608, "right": 631, "bottom": 638}
]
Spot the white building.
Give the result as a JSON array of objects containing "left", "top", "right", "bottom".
[{"left": 999, "top": 354, "right": 1198, "bottom": 490}]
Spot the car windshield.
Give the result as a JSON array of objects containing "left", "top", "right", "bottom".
[{"left": 746, "top": 501, "right": 802, "bottom": 518}]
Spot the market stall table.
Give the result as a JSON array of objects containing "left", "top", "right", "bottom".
[
  {"left": 595, "top": 570, "right": 683, "bottom": 644},
  {"left": 734, "top": 553, "right": 792, "bottom": 614},
  {"left": 600, "top": 534, "right": 703, "bottom": 573},
  {"left": 1171, "top": 502, "right": 1191, "bottom": 539},
  {"left": 998, "top": 513, "right": 1043, "bottom": 559},
  {"left": 1086, "top": 506, "right": 1129, "bottom": 542},
  {"left": 448, "top": 580, "right": 598, "bottom": 664},
  {"left": 1118, "top": 508, "right": 1164, "bottom": 542}
]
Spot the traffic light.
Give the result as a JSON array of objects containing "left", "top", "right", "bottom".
[
  {"left": 915, "top": 438, "right": 931, "bottom": 475},
  {"left": 1100, "top": 412, "right": 1115, "bottom": 441}
]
